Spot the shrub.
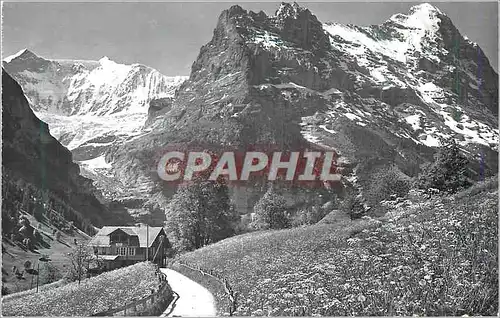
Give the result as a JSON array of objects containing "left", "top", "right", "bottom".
[
  {"left": 366, "top": 166, "right": 411, "bottom": 205},
  {"left": 32, "top": 229, "right": 42, "bottom": 243},
  {"left": 340, "top": 193, "right": 365, "bottom": 220},
  {"left": 365, "top": 166, "right": 412, "bottom": 216},
  {"left": 39, "top": 262, "right": 62, "bottom": 285},
  {"left": 252, "top": 186, "right": 290, "bottom": 230},
  {"left": 292, "top": 204, "right": 330, "bottom": 227},
  {"left": 33, "top": 203, "right": 44, "bottom": 221},
  {"left": 18, "top": 224, "right": 32, "bottom": 239},
  {"left": 66, "top": 244, "right": 95, "bottom": 284},
  {"left": 22, "top": 238, "right": 33, "bottom": 250},
  {"left": 19, "top": 216, "right": 30, "bottom": 227},
  {"left": 418, "top": 138, "right": 472, "bottom": 193}
]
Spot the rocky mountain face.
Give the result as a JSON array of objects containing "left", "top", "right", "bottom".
[
  {"left": 106, "top": 2, "right": 498, "bottom": 219},
  {"left": 5, "top": 3, "right": 498, "bottom": 223},
  {"left": 1, "top": 69, "right": 127, "bottom": 227}
]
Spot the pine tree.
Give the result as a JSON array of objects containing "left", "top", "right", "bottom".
[{"left": 418, "top": 138, "right": 471, "bottom": 193}]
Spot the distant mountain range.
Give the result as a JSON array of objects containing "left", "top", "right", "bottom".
[
  {"left": 3, "top": 51, "right": 187, "bottom": 211},
  {"left": 3, "top": 49, "right": 186, "bottom": 155}
]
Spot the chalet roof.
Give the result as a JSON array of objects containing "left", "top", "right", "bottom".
[
  {"left": 88, "top": 226, "right": 164, "bottom": 248},
  {"left": 108, "top": 228, "right": 137, "bottom": 236}
]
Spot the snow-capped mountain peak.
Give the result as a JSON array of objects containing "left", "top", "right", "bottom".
[
  {"left": 99, "top": 56, "right": 112, "bottom": 63},
  {"left": 4, "top": 50, "right": 188, "bottom": 164},
  {"left": 408, "top": 3, "right": 444, "bottom": 16},
  {"left": 4, "top": 48, "right": 29, "bottom": 62},
  {"left": 324, "top": 2, "right": 450, "bottom": 67},
  {"left": 4, "top": 51, "right": 186, "bottom": 116},
  {"left": 3, "top": 48, "right": 40, "bottom": 63},
  {"left": 388, "top": 2, "right": 442, "bottom": 32}
]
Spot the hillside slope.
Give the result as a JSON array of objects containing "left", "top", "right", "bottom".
[
  {"left": 2, "top": 210, "right": 91, "bottom": 295},
  {"left": 175, "top": 178, "right": 498, "bottom": 316},
  {"left": 2, "top": 261, "right": 165, "bottom": 316},
  {"left": 2, "top": 69, "right": 130, "bottom": 293}
]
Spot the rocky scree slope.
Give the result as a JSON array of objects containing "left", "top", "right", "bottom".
[{"left": 109, "top": 2, "right": 498, "bottom": 217}]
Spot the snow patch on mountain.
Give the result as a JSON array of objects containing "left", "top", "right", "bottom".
[
  {"left": 78, "top": 154, "right": 112, "bottom": 172},
  {"left": 3, "top": 48, "right": 30, "bottom": 63}
]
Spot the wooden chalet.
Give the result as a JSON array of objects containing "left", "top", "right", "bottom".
[{"left": 88, "top": 225, "right": 171, "bottom": 270}]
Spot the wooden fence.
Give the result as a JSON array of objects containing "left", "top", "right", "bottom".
[
  {"left": 178, "top": 261, "right": 238, "bottom": 316},
  {"left": 92, "top": 270, "right": 173, "bottom": 316}
]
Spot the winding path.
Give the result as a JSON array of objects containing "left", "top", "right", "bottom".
[{"left": 160, "top": 268, "right": 217, "bottom": 317}]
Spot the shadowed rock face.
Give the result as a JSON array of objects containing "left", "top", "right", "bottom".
[
  {"left": 1, "top": 69, "right": 126, "bottom": 227},
  {"left": 436, "top": 13, "right": 498, "bottom": 116},
  {"left": 273, "top": 2, "right": 331, "bottom": 53}
]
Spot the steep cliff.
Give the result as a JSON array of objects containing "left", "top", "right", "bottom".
[{"left": 2, "top": 69, "right": 128, "bottom": 227}]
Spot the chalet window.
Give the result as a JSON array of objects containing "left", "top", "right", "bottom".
[
  {"left": 118, "top": 247, "right": 127, "bottom": 256},
  {"left": 127, "top": 248, "right": 135, "bottom": 256}
]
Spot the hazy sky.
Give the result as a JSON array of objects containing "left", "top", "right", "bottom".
[{"left": 2, "top": 2, "right": 498, "bottom": 75}]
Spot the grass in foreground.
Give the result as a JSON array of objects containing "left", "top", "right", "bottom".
[
  {"left": 2, "top": 261, "right": 161, "bottom": 316},
  {"left": 177, "top": 179, "right": 498, "bottom": 316}
]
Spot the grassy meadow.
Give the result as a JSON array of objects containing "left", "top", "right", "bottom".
[
  {"left": 2, "top": 261, "right": 162, "bottom": 316},
  {"left": 176, "top": 179, "right": 498, "bottom": 316}
]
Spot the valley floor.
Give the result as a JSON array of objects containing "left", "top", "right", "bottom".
[{"left": 160, "top": 268, "right": 216, "bottom": 317}]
